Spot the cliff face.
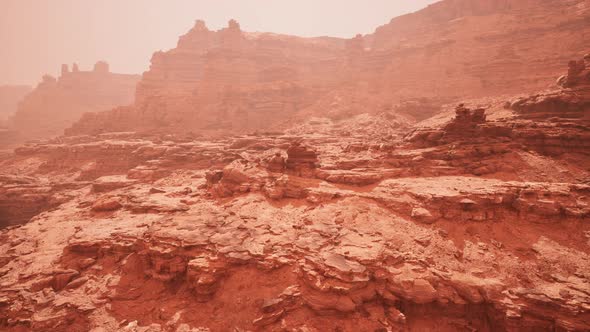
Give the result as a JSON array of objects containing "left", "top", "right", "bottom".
[
  {"left": 11, "top": 62, "right": 139, "bottom": 141},
  {"left": 366, "top": 0, "right": 590, "bottom": 99},
  {"left": 68, "top": 0, "right": 590, "bottom": 137}
]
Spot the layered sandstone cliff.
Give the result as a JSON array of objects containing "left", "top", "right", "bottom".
[
  {"left": 0, "top": 85, "right": 32, "bottom": 144},
  {"left": 366, "top": 0, "right": 590, "bottom": 98},
  {"left": 10, "top": 62, "right": 139, "bottom": 142},
  {"left": 68, "top": 0, "right": 590, "bottom": 137}
]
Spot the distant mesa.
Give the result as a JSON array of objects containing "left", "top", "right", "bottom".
[
  {"left": 227, "top": 19, "right": 240, "bottom": 30},
  {"left": 5, "top": 62, "right": 140, "bottom": 145}
]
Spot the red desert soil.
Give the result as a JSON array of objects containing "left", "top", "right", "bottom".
[{"left": 1, "top": 1, "right": 590, "bottom": 331}]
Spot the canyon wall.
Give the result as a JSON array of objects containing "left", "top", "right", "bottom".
[
  {"left": 68, "top": 0, "right": 590, "bottom": 137},
  {"left": 10, "top": 62, "right": 139, "bottom": 142},
  {"left": 68, "top": 20, "right": 347, "bottom": 136},
  {"left": 365, "top": 0, "right": 590, "bottom": 99}
]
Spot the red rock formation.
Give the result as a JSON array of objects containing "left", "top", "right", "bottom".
[
  {"left": 10, "top": 62, "right": 139, "bottom": 142},
  {"left": 405, "top": 54, "right": 590, "bottom": 184},
  {"left": 266, "top": 152, "right": 286, "bottom": 173},
  {"left": 66, "top": 20, "right": 345, "bottom": 136},
  {"left": 366, "top": 0, "right": 590, "bottom": 99},
  {"left": 68, "top": 0, "right": 590, "bottom": 138},
  {"left": 444, "top": 104, "right": 487, "bottom": 133}
]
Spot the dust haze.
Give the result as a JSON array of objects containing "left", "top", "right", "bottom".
[{"left": 0, "top": 0, "right": 437, "bottom": 85}]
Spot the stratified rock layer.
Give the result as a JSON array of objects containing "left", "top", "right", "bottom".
[
  {"left": 368, "top": 0, "right": 590, "bottom": 98},
  {"left": 67, "top": 0, "right": 590, "bottom": 137},
  {"left": 67, "top": 21, "right": 345, "bottom": 136}
]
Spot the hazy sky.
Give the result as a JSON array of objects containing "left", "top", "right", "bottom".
[{"left": 0, "top": 0, "right": 438, "bottom": 86}]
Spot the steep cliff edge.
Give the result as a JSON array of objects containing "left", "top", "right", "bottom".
[{"left": 68, "top": 20, "right": 347, "bottom": 136}]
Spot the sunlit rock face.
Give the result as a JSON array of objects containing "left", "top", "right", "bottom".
[
  {"left": 9, "top": 62, "right": 139, "bottom": 142},
  {"left": 68, "top": 20, "right": 348, "bottom": 136}
]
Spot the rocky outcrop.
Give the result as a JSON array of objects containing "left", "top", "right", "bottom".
[
  {"left": 507, "top": 54, "right": 590, "bottom": 155},
  {"left": 0, "top": 175, "right": 83, "bottom": 228},
  {"left": 286, "top": 141, "right": 318, "bottom": 177},
  {"left": 444, "top": 104, "right": 487, "bottom": 134},
  {"left": 10, "top": 63, "right": 139, "bottom": 142},
  {"left": 408, "top": 54, "right": 590, "bottom": 160},
  {"left": 558, "top": 53, "right": 590, "bottom": 88},
  {"left": 407, "top": 104, "right": 493, "bottom": 147},
  {"left": 511, "top": 53, "right": 590, "bottom": 116},
  {"left": 1, "top": 132, "right": 589, "bottom": 331}
]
